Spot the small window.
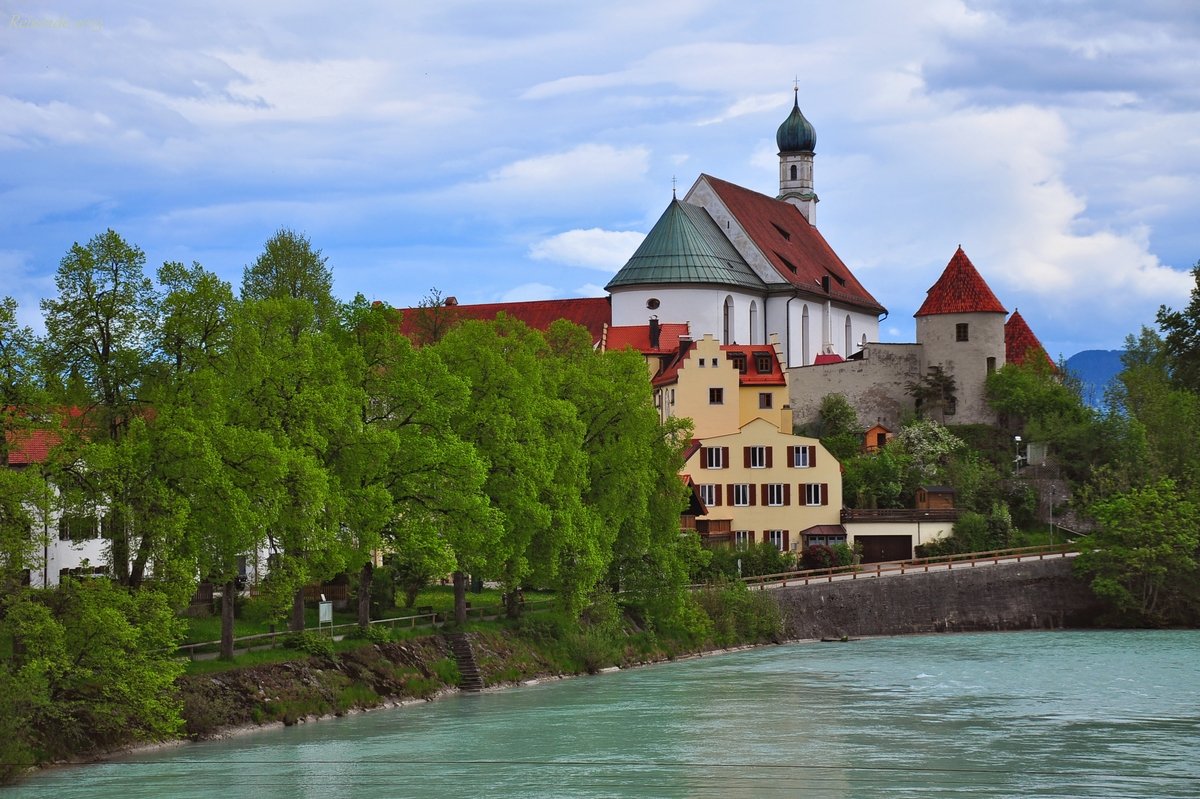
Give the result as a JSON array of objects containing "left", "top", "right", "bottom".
[
  {"left": 709, "top": 387, "right": 724, "bottom": 405},
  {"left": 711, "top": 358, "right": 719, "bottom": 367},
  {"left": 956, "top": 323, "right": 969, "bottom": 342},
  {"left": 704, "top": 447, "right": 726, "bottom": 469},
  {"left": 792, "top": 446, "right": 813, "bottom": 468},
  {"left": 698, "top": 484, "right": 717, "bottom": 506},
  {"left": 732, "top": 484, "right": 752, "bottom": 506},
  {"left": 754, "top": 352, "right": 772, "bottom": 373},
  {"left": 766, "top": 530, "right": 786, "bottom": 551},
  {"left": 759, "top": 392, "right": 772, "bottom": 409},
  {"left": 804, "top": 483, "right": 827, "bottom": 506},
  {"left": 646, "top": 298, "right": 660, "bottom": 310},
  {"left": 729, "top": 352, "right": 747, "bottom": 373},
  {"left": 59, "top": 513, "right": 98, "bottom": 542},
  {"left": 767, "top": 484, "right": 785, "bottom": 506},
  {"left": 987, "top": 356, "right": 996, "bottom": 374},
  {"left": 790, "top": 164, "right": 798, "bottom": 181},
  {"left": 699, "top": 359, "right": 705, "bottom": 368},
  {"left": 669, "top": 389, "right": 675, "bottom": 405},
  {"left": 734, "top": 530, "right": 753, "bottom": 550},
  {"left": 749, "top": 446, "right": 766, "bottom": 469}
]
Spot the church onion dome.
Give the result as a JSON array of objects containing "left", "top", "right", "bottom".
[
  {"left": 776, "top": 94, "right": 816, "bottom": 153},
  {"left": 605, "top": 198, "right": 765, "bottom": 292}
]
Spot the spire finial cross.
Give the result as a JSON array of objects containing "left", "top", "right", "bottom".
[{"left": 672, "top": 175, "right": 677, "bottom": 198}]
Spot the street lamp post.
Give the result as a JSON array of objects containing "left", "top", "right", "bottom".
[{"left": 1013, "top": 435, "right": 1022, "bottom": 475}]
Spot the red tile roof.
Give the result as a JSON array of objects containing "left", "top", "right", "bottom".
[
  {"left": 1005, "top": 310, "right": 1055, "bottom": 369},
  {"left": 605, "top": 322, "right": 690, "bottom": 355},
  {"left": 812, "top": 353, "right": 845, "bottom": 365},
  {"left": 915, "top": 247, "right": 1007, "bottom": 317},
  {"left": 651, "top": 342, "right": 786, "bottom": 387},
  {"left": 6, "top": 428, "right": 58, "bottom": 465},
  {"left": 701, "top": 175, "right": 886, "bottom": 315},
  {"left": 398, "top": 297, "right": 611, "bottom": 344}
]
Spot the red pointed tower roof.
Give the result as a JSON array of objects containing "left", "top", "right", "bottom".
[
  {"left": 1005, "top": 309, "right": 1055, "bottom": 369},
  {"left": 915, "top": 247, "right": 1007, "bottom": 317}
]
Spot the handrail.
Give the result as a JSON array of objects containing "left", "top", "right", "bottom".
[
  {"left": 719, "top": 543, "right": 1081, "bottom": 591},
  {"left": 176, "top": 597, "right": 555, "bottom": 659}
]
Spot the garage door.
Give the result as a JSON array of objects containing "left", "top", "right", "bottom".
[{"left": 855, "top": 535, "right": 912, "bottom": 564}]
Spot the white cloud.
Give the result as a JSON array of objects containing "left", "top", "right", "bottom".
[
  {"left": 529, "top": 228, "right": 645, "bottom": 272},
  {"left": 488, "top": 144, "right": 650, "bottom": 191},
  {"left": 575, "top": 282, "right": 608, "bottom": 296}
]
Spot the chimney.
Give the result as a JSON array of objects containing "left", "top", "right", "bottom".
[{"left": 649, "top": 316, "right": 661, "bottom": 349}]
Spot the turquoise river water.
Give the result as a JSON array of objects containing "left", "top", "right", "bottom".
[{"left": 7, "top": 630, "right": 1199, "bottom": 798}]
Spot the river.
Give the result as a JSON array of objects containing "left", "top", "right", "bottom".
[{"left": 8, "top": 630, "right": 1199, "bottom": 798}]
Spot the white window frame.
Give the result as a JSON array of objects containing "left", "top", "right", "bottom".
[
  {"left": 793, "top": 446, "right": 812, "bottom": 468},
  {"left": 767, "top": 483, "right": 785, "bottom": 506},
  {"left": 705, "top": 447, "right": 725, "bottom": 469},
  {"left": 698, "top": 484, "right": 716, "bottom": 506},
  {"left": 733, "top": 484, "right": 751, "bottom": 506},
  {"left": 734, "top": 530, "right": 752, "bottom": 550},
  {"left": 749, "top": 445, "right": 766, "bottom": 469},
  {"left": 765, "top": 530, "right": 785, "bottom": 551},
  {"left": 804, "top": 483, "right": 823, "bottom": 506}
]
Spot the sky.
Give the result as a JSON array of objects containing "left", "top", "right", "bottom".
[{"left": 3, "top": 0, "right": 1199, "bottom": 359}]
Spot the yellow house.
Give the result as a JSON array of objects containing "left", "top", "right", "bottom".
[
  {"left": 683, "top": 416, "right": 843, "bottom": 551},
  {"left": 651, "top": 334, "right": 791, "bottom": 439}
]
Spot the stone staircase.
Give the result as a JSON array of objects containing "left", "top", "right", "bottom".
[{"left": 446, "top": 632, "right": 484, "bottom": 692}]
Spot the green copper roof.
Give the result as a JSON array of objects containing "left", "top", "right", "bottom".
[
  {"left": 605, "top": 199, "right": 765, "bottom": 291},
  {"left": 776, "top": 92, "right": 816, "bottom": 153}
]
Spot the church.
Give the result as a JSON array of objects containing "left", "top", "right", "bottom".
[{"left": 405, "top": 91, "right": 1050, "bottom": 431}]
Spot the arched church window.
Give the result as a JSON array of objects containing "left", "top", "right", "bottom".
[
  {"left": 749, "top": 301, "right": 760, "bottom": 345},
  {"left": 790, "top": 164, "right": 797, "bottom": 181},
  {"left": 844, "top": 315, "right": 852, "bottom": 357},
  {"left": 723, "top": 296, "right": 735, "bottom": 345},
  {"left": 801, "top": 305, "right": 810, "bottom": 366}
]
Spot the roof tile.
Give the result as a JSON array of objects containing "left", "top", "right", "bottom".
[{"left": 915, "top": 247, "right": 1007, "bottom": 317}]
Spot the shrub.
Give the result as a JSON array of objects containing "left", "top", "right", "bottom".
[
  {"left": 430, "top": 657, "right": 461, "bottom": 686},
  {"left": 282, "top": 631, "right": 334, "bottom": 658},
  {"left": 349, "top": 624, "right": 392, "bottom": 644},
  {"left": 801, "top": 544, "right": 835, "bottom": 570}
]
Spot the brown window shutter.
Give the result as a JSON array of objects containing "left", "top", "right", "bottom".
[
  {"left": 821, "top": 483, "right": 829, "bottom": 505},
  {"left": 787, "top": 445, "right": 796, "bottom": 467},
  {"left": 809, "top": 446, "right": 817, "bottom": 468},
  {"left": 783, "top": 530, "right": 790, "bottom": 551},
  {"left": 715, "top": 485, "right": 723, "bottom": 506},
  {"left": 760, "top": 484, "right": 768, "bottom": 505},
  {"left": 749, "top": 485, "right": 757, "bottom": 506},
  {"left": 699, "top": 449, "right": 707, "bottom": 469},
  {"left": 743, "top": 447, "right": 751, "bottom": 468},
  {"left": 765, "top": 447, "right": 773, "bottom": 468},
  {"left": 750, "top": 531, "right": 756, "bottom": 544},
  {"left": 784, "top": 483, "right": 791, "bottom": 505},
  {"left": 721, "top": 447, "right": 729, "bottom": 468},
  {"left": 728, "top": 484, "right": 736, "bottom": 504}
]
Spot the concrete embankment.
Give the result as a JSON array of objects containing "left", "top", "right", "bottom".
[{"left": 768, "top": 557, "right": 1105, "bottom": 639}]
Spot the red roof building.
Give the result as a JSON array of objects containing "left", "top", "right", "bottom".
[
  {"left": 915, "top": 247, "right": 1007, "bottom": 317},
  {"left": 397, "top": 296, "right": 611, "bottom": 345},
  {"left": 1005, "top": 310, "right": 1056, "bottom": 369}
]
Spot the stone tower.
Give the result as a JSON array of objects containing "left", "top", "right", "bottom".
[{"left": 776, "top": 87, "right": 818, "bottom": 224}]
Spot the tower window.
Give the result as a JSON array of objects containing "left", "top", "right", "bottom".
[
  {"left": 956, "top": 323, "right": 969, "bottom": 342},
  {"left": 790, "top": 165, "right": 798, "bottom": 181}
]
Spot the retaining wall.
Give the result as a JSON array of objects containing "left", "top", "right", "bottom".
[{"left": 768, "top": 557, "right": 1104, "bottom": 639}]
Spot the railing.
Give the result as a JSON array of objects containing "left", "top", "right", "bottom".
[
  {"left": 840, "top": 508, "right": 960, "bottom": 522},
  {"left": 175, "top": 597, "right": 555, "bottom": 660},
  {"left": 728, "top": 543, "right": 1080, "bottom": 591}
]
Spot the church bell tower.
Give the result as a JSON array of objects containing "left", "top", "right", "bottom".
[{"left": 776, "top": 87, "right": 818, "bottom": 224}]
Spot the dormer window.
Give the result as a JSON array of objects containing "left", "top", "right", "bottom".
[
  {"left": 729, "top": 352, "right": 747, "bottom": 373},
  {"left": 754, "top": 352, "right": 772, "bottom": 374},
  {"left": 771, "top": 222, "right": 792, "bottom": 241}
]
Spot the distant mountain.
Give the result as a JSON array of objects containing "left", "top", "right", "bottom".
[{"left": 1064, "top": 350, "right": 1125, "bottom": 408}]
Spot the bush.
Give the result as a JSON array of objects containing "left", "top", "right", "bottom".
[
  {"left": 830, "top": 543, "right": 856, "bottom": 567},
  {"left": 693, "top": 580, "right": 783, "bottom": 648},
  {"left": 282, "top": 631, "right": 334, "bottom": 658},
  {"left": 430, "top": 657, "right": 461, "bottom": 686},
  {"left": 801, "top": 544, "right": 835, "bottom": 570},
  {"left": 348, "top": 624, "right": 392, "bottom": 644}
]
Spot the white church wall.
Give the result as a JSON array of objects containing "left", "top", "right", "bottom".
[{"left": 611, "top": 286, "right": 764, "bottom": 345}]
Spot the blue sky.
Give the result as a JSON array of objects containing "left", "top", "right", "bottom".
[{"left": 3, "top": 0, "right": 1199, "bottom": 359}]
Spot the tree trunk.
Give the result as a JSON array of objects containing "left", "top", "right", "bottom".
[
  {"left": 453, "top": 570, "right": 467, "bottom": 626},
  {"left": 357, "top": 561, "right": 373, "bottom": 629},
  {"left": 506, "top": 587, "right": 521, "bottom": 619},
  {"left": 220, "top": 579, "right": 236, "bottom": 660},
  {"left": 289, "top": 586, "right": 306, "bottom": 632}
]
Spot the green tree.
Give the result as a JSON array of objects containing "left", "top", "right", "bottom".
[
  {"left": 1156, "top": 260, "right": 1200, "bottom": 393},
  {"left": 1074, "top": 479, "right": 1200, "bottom": 625},
  {"left": 0, "top": 579, "right": 184, "bottom": 772},
  {"left": 907, "top": 365, "right": 958, "bottom": 422},
  {"left": 40, "top": 230, "right": 157, "bottom": 585},
  {"left": 241, "top": 228, "right": 338, "bottom": 333},
  {"left": 813, "top": 393, "right": 861, "bottom": 461}
]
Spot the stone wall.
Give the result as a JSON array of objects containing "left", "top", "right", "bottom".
[
  {"left": 788, "top": 343, "right": 922, "bottom": 430},
  {"left": 768, "top": 558, "right": 1104, "bottom": 640}
]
